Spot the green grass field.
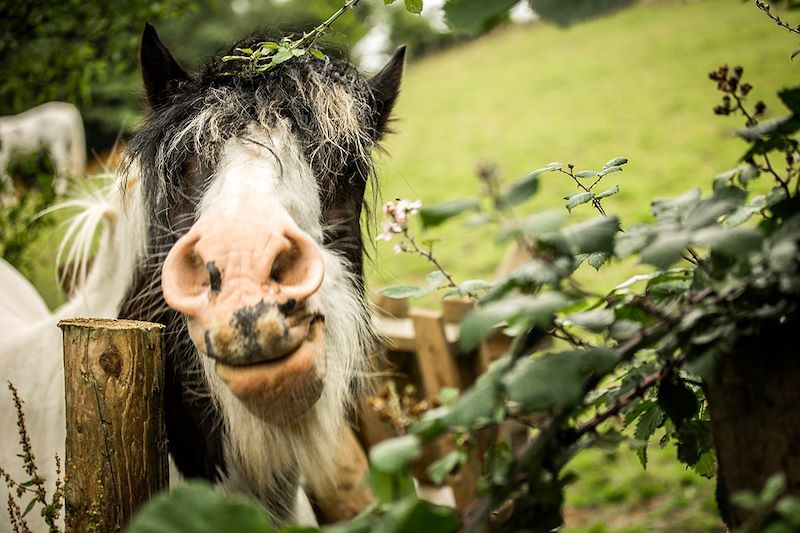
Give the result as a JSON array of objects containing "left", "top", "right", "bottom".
[{"left": 370, "top": 0, "right": 797, "bottom": 295}]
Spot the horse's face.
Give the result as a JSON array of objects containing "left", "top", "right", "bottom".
[{"left": 132, "top": 25, "right": 403, "bottom": 425}]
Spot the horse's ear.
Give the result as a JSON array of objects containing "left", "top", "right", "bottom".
[
  {"left": 368, "top": 46, "right": 406, "bottom": 135},
  {"left": 140, "top": 23, "right": 191, "bottom": 109}
]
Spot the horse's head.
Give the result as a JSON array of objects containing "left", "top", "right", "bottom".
[{"left": 127, "top": 25, "right": 403, "bottom": 426}]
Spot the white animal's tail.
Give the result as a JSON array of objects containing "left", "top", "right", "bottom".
[{"left": 36, "top": 175, "right": 118, "bottom": 292}]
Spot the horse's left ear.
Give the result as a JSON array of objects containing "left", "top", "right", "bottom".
[
  {"left": 368, "top": 46, "right": 406, "bottom": 135},
  {"left": 140, "top": 23, "right": 192, "bottom": 109}
]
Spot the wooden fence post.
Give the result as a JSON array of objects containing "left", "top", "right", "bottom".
[{"left": 59, "top": 318, "right": 167, "bottom": 532}]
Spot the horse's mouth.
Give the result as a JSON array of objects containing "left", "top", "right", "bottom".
[{"left": 213, "top": 317, "right": 326, "bottom": 425}]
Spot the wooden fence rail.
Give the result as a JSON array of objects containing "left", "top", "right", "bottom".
[{"left": 59, "top": 318, "right": 167, "bottom": 532}]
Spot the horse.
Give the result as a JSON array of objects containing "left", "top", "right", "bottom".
[
  {"left": 0, "top": 23, "right": 404, "bottom": 530},
  {"left": 0, "top": 101, "right": 86, "bottom": 198}
]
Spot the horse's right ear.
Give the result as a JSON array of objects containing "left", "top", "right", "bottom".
[{"left": 140, "top": 23, "right": 191, "bottom": 109}]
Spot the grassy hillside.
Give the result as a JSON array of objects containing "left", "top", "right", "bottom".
[{"left": 370, "top": 0, "right": 797, "bottom": 293}]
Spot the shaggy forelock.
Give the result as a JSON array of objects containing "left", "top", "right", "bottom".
[{"left": 123, "top": 35, "right": 380, "bottom": 223}]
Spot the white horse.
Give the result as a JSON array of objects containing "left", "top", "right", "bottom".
[{"left": 0, "top": 102, "right": 86, "bottom": 197}]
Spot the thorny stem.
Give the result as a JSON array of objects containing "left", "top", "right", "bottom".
[
  {"left": 762, "top": 152, "right": 792, "bottom": 197},
  {"left": 401, "top": 228, "right": 458, "bottom": 289},
  {"left": 756, "top": 0, "right": 800, "bottom": 35}
]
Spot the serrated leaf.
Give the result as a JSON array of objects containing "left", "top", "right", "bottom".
[
  {"left": 445, "top": 359, "right": 510, "bottom": 427},
  {"left": 651, "top": 188, "right": 701, "bottom": 224},
  {"left": 594, "top": 185, "right": 620, "bottom": 200},
  {"left": 459, "top": 292, "right": 569, "bottom": 351},
  {"left": 587, "top": 252, "right": 609, "bottom": 270},
  {"left": 419, "top": 198, "right": 480, "bottom": 228},
  {"left": 691, "top": 450, "right": 716, "bottom": 478},
  {"left": 370, "top": 435, "right": 422, "bottom": 473},
  {"left": 633, "top": 402, "right": 664, "bottom": 468},
  {"left": 502, "top": 348, "right": 619, "bottom": 412}
]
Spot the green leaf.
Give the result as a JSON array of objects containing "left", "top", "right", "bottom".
[
  {"left": 639, "top": 232, "right": 690, "bottom": 269},
  {"left": 309, "top": 48, "right": 325, "bottom": 60},
  {"left": 22, "top": 497, "right": 37, "bottom": 518},
  {"left": 792, "top": 47, "right": 800, "bottom": 61},
  {"left": 459, "top": 292, "right": 569, "bottom": 351},
  {"left": 594, "top": 185, "right": 620, "bottom": 200},
  {"left": 380, "top": 285, "right": 425, "bottom": 298},
  {"left": 564, "top": 191, "right": 595, "bottom": 211},
  {"left": 547, "top": 162, "right": 563, "bottom": 169},
  {"left": 502, "top": 348, "right": 619, "bottom": 412},
  {"left": 777, "top": 496, "right": 800, "bottom": 526},
  {"left": 779, "top": 87, "right": 800, "bottom": 114},
  {"left": 380, "top": 271, "right": 446, "bottom": 299},
  {"left": 437, "top": 387, "right": 460, "bottom": 406},
  {"left": 692, "top": 227, "right": 763, "bottom": 256},
  {"left": 633, "top": 401, "right": 664, "bottom": 468},
  {"left": 497, "top": 210, "right": 566, "bottom": 242},
  {"left": 615, "top": 225, "right": 654, "bottom": 257},
  {"left": 427, "top": 450, "right": 466, "bottom": 485},
  {"left": 419, "top": 198, "right": 481, "bottom": 228},
  {"left": 379, "top": 497, "right": 461, "bottom": 533},
  {"left": 587, "top": 252, "right": 609, "bottom": 270},
  {"left": 500, "top": 170, "right": 544, "bottom": 206},
  {"left": 366, "top": 469, "right": 416, "bottom": 504},
  {"left": 676, "top": 420, "right": 714, "bottom": 467},
  {"left": 575, "top": 170, "right": 599, "bottom": 179},
  {"left": 444, "top": 358, "right": 510, "bottom": 428},
  {"left": 567, "top": 308, "right": 615, "bottom": 332},
  {"left": 127, "top": 481, "right": 273, "bottom": 533},
  {"left": 370, "top": 435, "right": 422, "bottom": 473},
  {"left": 739, "top": 164, "right": 760, "bottom": 184},
  {"left": 651, "top": 188, "right": 701, "bottom": 224},
  {"left": 548, "top": 216, "right": 620, "bottom": 255},
  {"left": 404, "top": 0, "right": 424, "bottom": 14},
  {"left": 603, "top": 157, "right": 629, "bottom": 168},
  {"left": 691, "top": 451, "right": 716, "bottom": 479},
  {"left": 444, "top": 279, "right": 491, "bottom": 297},
  {"left": 444, "top": 0, "right": 519, "bottom": 34}
]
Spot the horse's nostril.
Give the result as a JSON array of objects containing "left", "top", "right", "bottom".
[
  {"left": 206, "top": 261, "right": 222, "bottom": 294},
  {"left": 268, "top": 244, "right": 301, "bottom": 286}
]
